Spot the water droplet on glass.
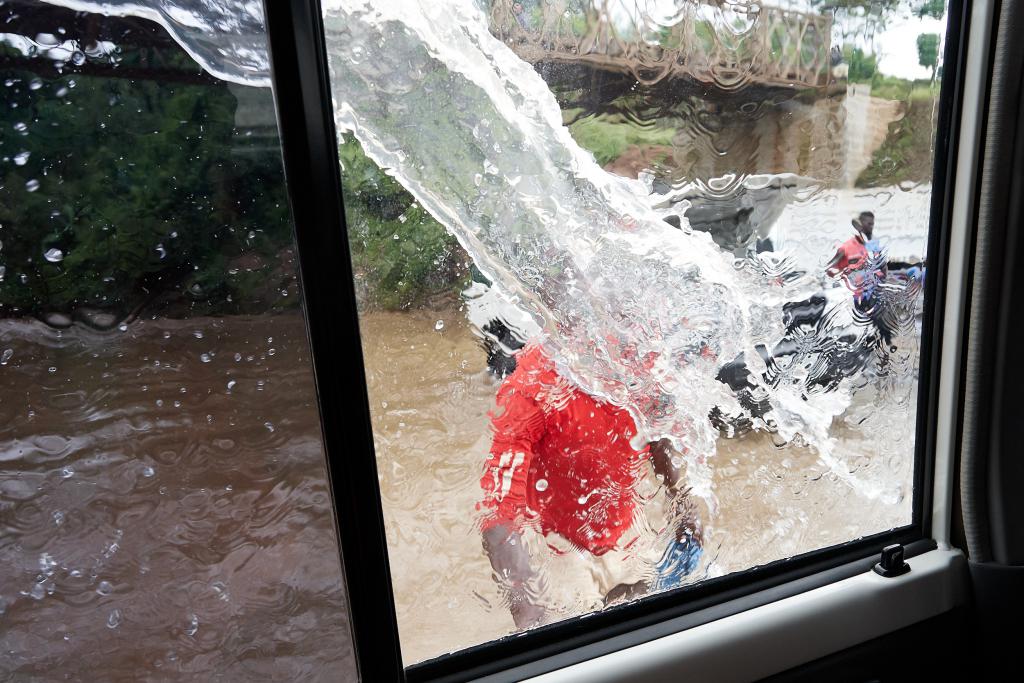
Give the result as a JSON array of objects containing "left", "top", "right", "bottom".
[
  {"left": 30, "top": 583, "right": 46, "bottom": 600},
  {"left": 43, "top": 247, "right": 63, "bottom": 262},
  {"left": 28, "top": 78, "right": 42, "bottom": 90},
  {"left": 96, "top": 581, "right": 113, "bottom": 596},
  {"left": 25, "top": 179, "right": 40, "bottom": 192},
  {"left": 13, "top": 122, "right": 27, "bottom": 134},
  {"left": 226, "top": 380, "right": 236, "bottom": 391},
  {"left": 13, "top": 151, "right": 29, "bottom": 166},
  {"left": 185, "top": 614, "right": 199, "bottom": 637},
  {"left": 70, "top": 50, "right": 86, "bottom": 66},
  {"left": 52, "top": 510, "right": 64, "bottom": 525},
  {"left": 535, "top": 478, "right": 549, "bottom": 492},
  {"left": 141, "top": 465, "right": 155, "bottom": 478},
  {"left": 1, "top": 349, "right": 12, "bottom": 365},
  {"left": 192, "top": 330, "right": 204, "bottom": 339},
  {"left": 106, "top": 608, "right": 122, "bottom": 629},
  {"left": 61, "top": 465, "right": 73, "bottom": 478},
  {"left": 155, "top": 244, "right": 167, "bottom": 259},
  {"left": 264, "top": 422, "right": 275, "bottom": 432},
  {"left": 48, "top": 366, "right": 57, "bottom": 374},
  {"left": 434, "top": 319, "right": 445, "bottom": 331},
  {"left": 200, "top": 353, "right": 212, "bottom": 363}
]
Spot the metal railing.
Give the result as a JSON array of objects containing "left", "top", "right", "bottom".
[{"left": 488, "top": 0, "right": 832, "bottom": 91}]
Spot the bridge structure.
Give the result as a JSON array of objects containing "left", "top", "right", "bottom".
[{"left": 487, "top": 0, "right": 834, "bottom": 98}]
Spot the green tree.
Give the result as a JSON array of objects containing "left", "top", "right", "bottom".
[
  {"left": 0, "top": 41, "right": 297, "bottom": 321},
  {"left": 843, "top": 45, "right": 878, "bottom": 82},
  {"left": 338, "top": 136, "right": 467, "bottom": 310},
  {"left": 916, "top": 32, "right": 940, "bottom": 83},
  {"left": 916, "top": 0, "right": 945, "bottom": 19}
]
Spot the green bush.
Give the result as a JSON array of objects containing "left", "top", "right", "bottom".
[
  {"left": 567, "top": 116, "right": 676, "bottom": 166},
  {"left": 0, "top": 42, "right": 297, "bottom": 320},
  {"left": 844, "top": 45, "right": 878, "bottom": 83},
  {"left": 339, "top": 136, "right": 467, "bottom": 310}
]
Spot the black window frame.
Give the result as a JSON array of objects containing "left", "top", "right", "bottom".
[{"left": 262, "top": 0, "right": 971, "bottom": 680}]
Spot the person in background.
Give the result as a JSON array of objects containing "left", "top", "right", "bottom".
[
  {"left": 825, "top": 211, "right": 881, "bottom": 287},
  {"left": 478, "top": 344, "right": 703, "bottom": 629},
  {"left": 513, "top": 2, "right": 529, "bottom": 29},
  {"left": 826, "top": 211, "right": 894, "bottom": 349}
]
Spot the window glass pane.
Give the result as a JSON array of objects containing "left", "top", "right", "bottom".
[
  {"left": 0, "top": 2, "right": 355, "bottom": 680},
  {"left": 316, "top": 0, "right": 951, "bottom": 663}
]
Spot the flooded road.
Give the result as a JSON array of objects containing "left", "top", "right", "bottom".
[
  {"left": 1, "top": 307, "right": 913, "bottom": 672},
  {"left": 0, "top": 315, "right": 354, "bottom": 681},
  {"left": 360, "top": 306, "right": 913, "bottom": 663}
]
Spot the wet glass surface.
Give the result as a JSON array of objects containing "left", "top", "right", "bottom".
[
  {"left": 318, "top": 0, "right": 949, "bottom": 662},
  {"left": 0, "top": 2, "right": 355, "bottom": 679},
  {"left": 1, "top": 0, "right": 952, "bottom": 670}
]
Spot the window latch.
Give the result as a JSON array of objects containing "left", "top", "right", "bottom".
[{"left": 873, "top": 543, "right": 910, "bottom": 578}]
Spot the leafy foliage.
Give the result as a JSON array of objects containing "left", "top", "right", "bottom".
[
  {"left": 916, "top": 33, "right": 940, "bottom": 81},
  {"left": 0, "top": 43, "right": 297, "bottom": 320},
  {"left": 843, "top": 45, "right": 878, "bottom": 82},
  {"left": 568, "top": 116, "right": 676, "bottom": 166},
  {"left": 339, "top": 136, "right": 467, "bottom": 310},
  {"left": 915, "top": 0, "right": 945, "bottom": 19}
]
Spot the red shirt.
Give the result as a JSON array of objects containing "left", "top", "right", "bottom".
[
  {"left": 830, "top": 236, "right": 879, "bottom": 299},
  {"left": 831, "top": 236, "right": 867, "bottom": 274},
  {"left": 478, "top": 346, "right": 649, "bottom": 555}
]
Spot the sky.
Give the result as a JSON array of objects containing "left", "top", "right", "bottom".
[
  {"left": 771, "top": 0, "right": 950, "bottom": 80},
  {"left": 874, "top": 15, "right": 947, "bottom": 80}
]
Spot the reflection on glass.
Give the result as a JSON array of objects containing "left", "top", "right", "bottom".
[
  {"left": 315, "top": 0, "right": 948, "bottom": 662},
  {"left": 0, "top": 2, "right": 354, "bottom": 680}
]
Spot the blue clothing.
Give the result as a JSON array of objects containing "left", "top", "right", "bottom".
[{"left": 652, "top": 533, "right": 703, "bottom": 592}]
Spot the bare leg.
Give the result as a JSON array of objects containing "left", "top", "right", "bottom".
[{"left": 482, "top": 524, "right": 545, "bottom": 629}]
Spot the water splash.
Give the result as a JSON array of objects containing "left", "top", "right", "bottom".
[
  {"left": 30, "top": 0, "right": 918, "bottom": 503},
  {"left": 39, "top": 0, "right": 270, "bottom": 86}
]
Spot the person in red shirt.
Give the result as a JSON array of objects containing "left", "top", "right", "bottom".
[
  {"left": 826, "top": 211, "right": 878, "bottom": 290},
  {"left": 478, "top": 344, "right": 702, "bottom": 629},
  {"left": 825, "top": 211, "right": 894, "bottom": 347}
]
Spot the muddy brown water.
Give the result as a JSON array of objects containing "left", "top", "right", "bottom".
[
  {"left": 1, "top": 309, "right": 913, "bottom": 674},
  {"left": 0, "top": 315, "right": 354, "bottom": 681}
]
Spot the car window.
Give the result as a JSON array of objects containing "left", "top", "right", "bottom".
[
  {"left": 1, "top": 0, "right": 956, "bottom": 675},
  {"left": 0, "top": 2, "right": 356, "bottom": 680},
  {"left": 317, "top": 0, "right": 950, "bottom": 663}
]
